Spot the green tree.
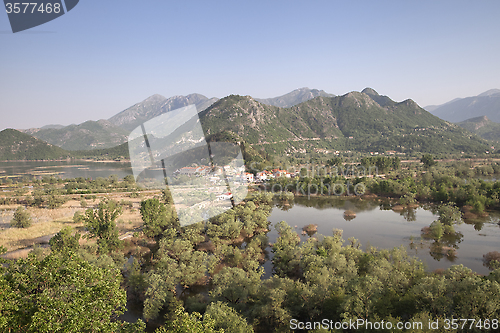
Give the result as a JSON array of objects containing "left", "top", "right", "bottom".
[
  {"left": 140, "top": 198, "right": 178, "bottom": 238},
  {"left": 80, "top": 197, "right": 88, "bottom": 208},
  {"left": 421, "top": 154, "right": 437, "bottom": 169},
  {"left": 429, "top": 221, "right": 444, "bottom": 241},
  {"left": 83, "top": 199, "right": 122, "bottom": 254},
  {"left": 49, "top": 227, "right": 80, "bottom": 253},
  {"left": 10, "top": 206, "right": 32, "bottom": 228},
  {"left": 155, "top": 306, "right": 222, "bottom": 333},
  {"left": 0, "top": 251, "right": 141, "bottom": 333},
  {"left": 204, "top": 301, "right": 254, "bottom": 333}
]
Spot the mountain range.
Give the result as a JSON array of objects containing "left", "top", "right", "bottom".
[
  {"left": 255, "top": 87, "right": 334, "bottom": 107},
  {"left": 17, "top": 88, "right": 333, "bottom": 151},
  {"left": 22, "top": 120, "right": 129, "bottom": 151},
  {"left": 456, "top": 116, "right": 500, "bottom": 142},
  {"left": 195, "top": 88, "right": 489, "bottom": 156},
  {"left": 425, "top": 89, "right": 500, "bottom": 123},
  {"left": 0, "top": 129, "right": 70, "bottom": 160},
  {"left": 3, "top": 87, "right": 496, "bottom": 161}
]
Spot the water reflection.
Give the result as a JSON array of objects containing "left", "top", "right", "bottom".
[{"left": 267, "top": 196, "right": 500, "bottom": 276}]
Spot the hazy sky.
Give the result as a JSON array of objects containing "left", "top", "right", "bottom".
[{"left": 1, "top": 1, "right": 499, "bottom": 130}]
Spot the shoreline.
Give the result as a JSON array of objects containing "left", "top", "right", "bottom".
[{"left": 0, "top": 158, "right": 131, "bottom": 163}]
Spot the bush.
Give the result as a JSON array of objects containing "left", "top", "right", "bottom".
[
  {"left": 10, "top": 206, "right": 32, "bottom": 228},
  {"left": 483, "top": 251, "right": 500, "bottom": 270},
  {"left": 80, "top": 198, "right": 88, "bottom": 208},
  {"left": 73, "top": 211, "right": 85, "bottom": 223},
  {"left": 49, "top": 227, "right": 80, "bottom": 253},
  {"left": 47, "top": 195, "right": 68, "bottom": 209},
  {"left": 120, "top": 200, "right": 133, "bottom": 209}
]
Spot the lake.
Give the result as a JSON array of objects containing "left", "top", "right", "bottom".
[
  {"left": 264, "top": 197, "right": 500, "bottom": 276},
  {"left": 0, "top": 160, "right": 133, "bottom": 181}
]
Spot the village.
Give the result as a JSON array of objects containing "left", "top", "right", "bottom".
[{"left": 173, "top": 165, "right": 297, "bottom": 200}]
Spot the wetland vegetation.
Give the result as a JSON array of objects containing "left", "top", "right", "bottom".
[{"left": 1, "top": 157, "right": 500, "bottom": 332}]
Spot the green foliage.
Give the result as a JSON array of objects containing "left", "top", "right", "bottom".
[
  {"left": 10, "top": 206, "right": 32, "bottom": 228},
  {"left": 73, "top": 210, "right": 85, "bottom": 223},
  {"left": 155, "top": 306, "right": 223, "bottom": 333},
  {"left": 438, "top": 204, "right": 462, "bottom": 225},
  {"left": 0, "top": 252, "right": 129, "bottom": 332},
  {"left": 204, "top": 301, "right": 254, "bottom": 333},
  {"left": 140, "top": 198, "right": 178, "bottom": 238},
  {"left": 429, "top": 221, "right": 444, "bottom": 241},
  {"left": 83, "top": 199, "right": 123, "bottom": 254},
  {"left": 49, "top": 227, "right": 80, "bottom": 253},
  {"left": 47, "top": 194, "right": 68, "bottom": 209},
  {"left": 421, "top": 154, "right": 437, "bottom": 168}
]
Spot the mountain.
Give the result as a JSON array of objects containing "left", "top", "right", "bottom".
[
  {"left": 25, "top": 120, "right": 129, "bottom": 151},
  {"left": 0, "top": 129, "right": 70, "bottom": 160},
  {"left": 424, "top": 98, "right": 461, "bottom": 113},
  {"left": 108, "top": 93, "right": 219, "bottom": 131},
  {"left": 255, "top": 87, "right": 334, "bottom": 107},
  {"left": 194, "top": 88, "right": 490, "bottom": 155},
  {"left": 457, "top": 116, "right": 500, "bottom": 142},
  {"left": 6, "top": 88, "right": 494, "bottom": 161},
  {"left": 41, "top": 124, "right": 65, "bottom": 130},
  {"left": 426, "top": 89, "right": 500, "bottom": 122}
]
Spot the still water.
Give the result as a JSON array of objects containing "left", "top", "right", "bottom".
[
  {"left": 265, "top": 197, "right": 500, "bottom": 276},
  {"left": 0, "top": 160, "right": 133, "bottom": 181}
]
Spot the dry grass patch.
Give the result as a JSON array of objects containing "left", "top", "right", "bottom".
[
  {"left": 1, "top": 219, "right": 84, "bottom": 252},
  {"left": 0, "top": 206, "right": 85, "bottom": 252}
]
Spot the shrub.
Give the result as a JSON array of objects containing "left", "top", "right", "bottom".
[
  {"left": 80, "top": 198, "right": 88, "bottom": 208},
  {"left": 483, "top": 251, "right": 500, "bottom": 270},
  {"left": 73, "top": 211, "right": 85, "bottom": 223},
  {"left": 10, "top": 206, "right": 32, "bottom": 228}
]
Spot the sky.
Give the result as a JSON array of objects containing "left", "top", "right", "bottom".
[{"left": 1, "top": 0, "right": 500, "bottom": 130}]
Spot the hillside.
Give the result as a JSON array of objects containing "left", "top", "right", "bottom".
[
  {"left": 26, "top": 120, "right": 129, "bottom": 151},
  {"left": 255, "top": 87, "right": 334, "bottom": 107},
  {"left": 0, "top": 129, "right": 71, "bottom": 160},
  {"left": 426, "top": 89, "right": 500, "bottom": 122},
  {"left": 197, "top": 89, "right": 490, "bottom": 155},
  {"left": 108, "top": 93, "right": 218, "bottom": 131},
  {"left": 4, "top": 89, "right": 494, "bottom": 161},
  {"left": 457, "top": 116, "right": 500, "bottom": 142}
]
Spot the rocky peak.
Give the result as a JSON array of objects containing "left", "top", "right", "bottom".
[{"left": 361, "top": 87, "right": 379, "bottom": 96}]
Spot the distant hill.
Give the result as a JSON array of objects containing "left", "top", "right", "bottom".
[
  {"left": 24, "top": 119, "right": 129, "bottom": 151},
  {"left": 41, "top": 124, "right": 65, "bottom": 130},
  {"left": 426, "top": 89, "right": 500, "bottom": 122},
  {"left": 255, "top": 87, "right": 334, "bottom": 107},
  {"left": 457, "top": 116, "right": 500, "bottom": 142},
  {"left": 0, "top": 129, "right": 132, "bottom": 161},
  {"left": 6, "top": 88, "right": 494, "bottom": 161},
  {"left": 0, "top": 129, "right": 71, "bottom": 160},
  {"left": 194, "top": 88, "right": 490, "bottom": 155},
  {"left": 108, "top": 93, "right": 219, "bottom": 131}
]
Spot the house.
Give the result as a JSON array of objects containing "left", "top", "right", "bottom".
[
  {"left": 216, "top": 192, "right": 232, "bottom": 201},
  {"left": 256, "top": 170, "right": 273, "bottom": 181},
  {"left": 256, "top": 171, "right": 268, "bottom": 181},
  {"left": 178, "top": 166, "right": 198, "bottom": 176},
  {"left": 272, "top": 169, "right": 287, "bottom": 178},
  {"left": 244, "top": 172, "right": 254, "bottom": 183}
]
